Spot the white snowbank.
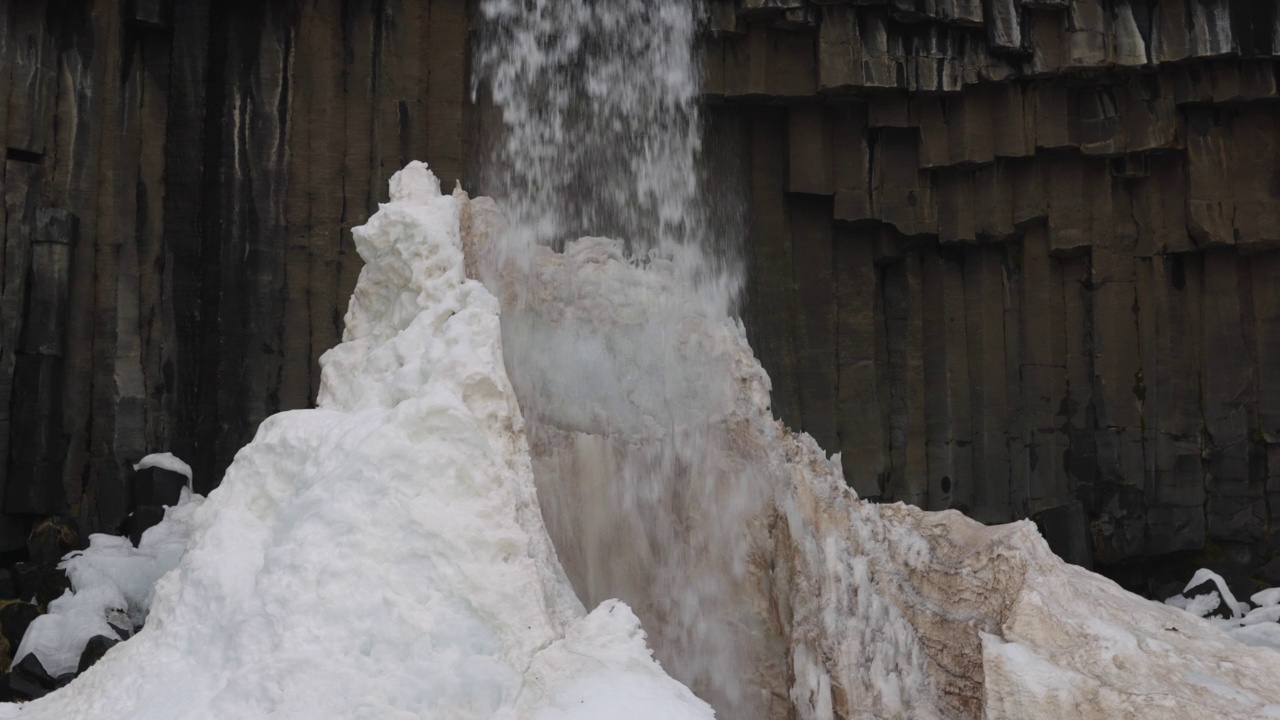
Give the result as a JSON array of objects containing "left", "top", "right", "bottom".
[
  {"left": 132, "top": 453, "right": 194, "bottom": 482},
  {"left": 14, "top": 491, "right": 204, "bottom": 677},
  {"left": 1, "top": 163, "right": 711, "bottom": 720}
]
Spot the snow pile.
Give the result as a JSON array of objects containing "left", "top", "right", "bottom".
[
  {"left": 1, "top": 163, "right": 711, "bottom": 720},
  {"left": 13, "top": 490, "right": 203, "bottom": 677}
]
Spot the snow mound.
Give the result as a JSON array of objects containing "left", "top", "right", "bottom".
[{"left": 3, "top": 162, "right": 711, "bottom": 720}]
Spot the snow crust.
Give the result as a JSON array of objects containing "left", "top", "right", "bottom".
[
  {"left": 132, "top": 453, "right": 194, "bottom": 482},
  {"left": 2, "top": 163, "right": 711, "bottom": 720}
]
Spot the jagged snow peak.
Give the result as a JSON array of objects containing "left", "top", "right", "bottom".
[{"left": 1, "top": 162, "right": 712, "bottom": 720}]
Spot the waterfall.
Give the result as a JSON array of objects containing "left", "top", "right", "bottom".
[
  {"left": 473, "top": 2, "right": 772, "bottom": 716},
  {"left": 473, "top": 0, "right": 737, "bottom": 305}
]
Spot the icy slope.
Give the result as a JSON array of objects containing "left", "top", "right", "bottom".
[
  {"left": 467, "top": 204, "right": 1280, "bottom": 720},
  {"left": 1, "top": 163, "right": 712, "bottom": 720}
]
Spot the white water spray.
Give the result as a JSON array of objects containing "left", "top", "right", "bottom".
[{"left": 473, "top": 1, "right": 772, "bottom": 716}]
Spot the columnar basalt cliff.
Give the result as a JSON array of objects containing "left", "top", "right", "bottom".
[
  {"left": 707, "top": 0, "right": 1280, "bottom": 591},
  {"left": 0, "top": 0, "right": 470, "bottom": 554},
  {"left": 1, "top": 0, "right": 1279, "bottom": 596}
]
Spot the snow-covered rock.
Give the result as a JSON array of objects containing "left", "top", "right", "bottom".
[
  {"left": 132, "top": 453, "right": 193, "bottom": 483},
  {"left": 1256, "top": 588, "right": 1280, "bottom": 608},
  {"left": 0, "top": 163, "right": 711, "bottom": 720},
  {"left": 13, "top": 490, "right": 204, "bottom": 679}
]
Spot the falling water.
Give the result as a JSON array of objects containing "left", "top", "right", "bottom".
[
  {"left": 473, "top": 0, "right": 740, "bottom": 310},
  {"left": 473, "top": 1, "right": 775, "bottom": 717}
]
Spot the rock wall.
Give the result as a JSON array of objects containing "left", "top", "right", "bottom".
[
  {"left": 716, "top": 0, "right": 1280, "bottom": 589},
  {"left": 0, "top": 0, "right": 471, "bottom": 550},
  {"left": 710, "top": 0, "right": 1280, "bottom": 592},
  {"left": 2, "top": 0, "right": 1278, "bottom": 594}
]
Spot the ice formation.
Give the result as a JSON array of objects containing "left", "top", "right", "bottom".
[
  {"left": 1160, "top": 569, "right": 1280, "bottom": 653},
  {"left": 465, "top": 0, "right": 1280, "bottom": 718},
  {"left": 0, "top": 164, "right": 711, "bottom": 720},
  {"left": 466, "top": 198, "right": 1280, "bottom": 720}
]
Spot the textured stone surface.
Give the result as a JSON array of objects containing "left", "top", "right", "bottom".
[
  {"left": 715, "top": 1, "right": 1280, "bottom": 590},
  {"left": 1, "top": 0, "right": 1277, "bottom": 596},
  {"left": 0, "top": 0, "right": 472, "bottom": 546}
]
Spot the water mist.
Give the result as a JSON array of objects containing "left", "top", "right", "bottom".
[{"left": 472, "top": 1, "right": 776, "bottom": 716}]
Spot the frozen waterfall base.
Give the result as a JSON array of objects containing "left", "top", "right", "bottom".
[{"left": 6, "top": 163, "right": 1280, "bottom": 719}]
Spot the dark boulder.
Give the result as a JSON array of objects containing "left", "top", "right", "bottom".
[
  {"left": 77, "top": 635, "right": 120, "bottom": 674},
  {"left": 132, "top": 467, "right": 188, "bottom": 509},
  {"left": 6, "top": 652, "right": 72, "bottom": 700},
  {"left": 1182, "top": 578, "right": 1234, "bottom": 619},
  {"left": 11, "top": 561, "right": 71, "bottom": 606},
  {"left": 26, "top": 517, "right": 82, "bottom": 567},
  {"left": 127, "top": 505, "right": 168, "bottom": 547},
  {"left": 0, "top": 601, "right": 41, "bottom": 669}
]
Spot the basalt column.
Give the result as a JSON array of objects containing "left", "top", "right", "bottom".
[
  {"left": 0, "top": 0, "right": 473, "bottom": 548},
  {"left": 6, "top": 209, "right": 77, "bottom": 518},
  {"left": 708, "top": 0, "right": 1280, "bottom": 595}
]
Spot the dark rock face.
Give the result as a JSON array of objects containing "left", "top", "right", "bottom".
[
  {"left": 11, "top": 562, "right": 69, "bottom": 608},
  {"left": 0, "top": 0, "right": 473, "bottom": 547},
  {"left": 0, "top": 601, "right": 41, "bottom": 670},
  {"left": 2, "top": 0, "right": 1277, "bottom": 601},
  {"left": 5, "top": 653, "right": 71, "bottom": 701},
  {"left": 708, "top": 2, "right": 1280, "bottom": 590}
]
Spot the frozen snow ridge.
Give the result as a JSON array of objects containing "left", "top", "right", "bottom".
[{"left": 0, "top": 164, "right": 712, "bottom": 720}]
